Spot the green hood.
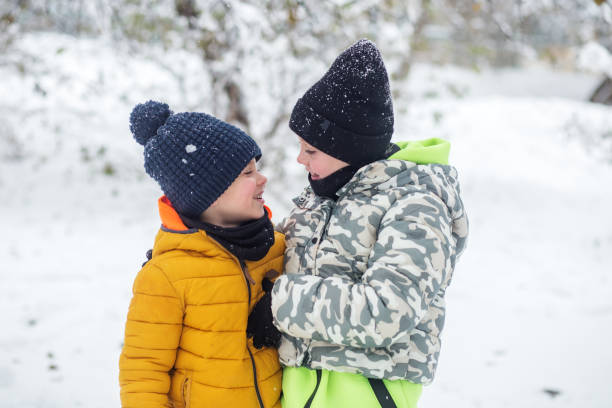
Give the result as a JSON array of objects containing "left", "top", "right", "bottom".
[{"left": 388, "top": 138, "right": 450, "bottom": 165}]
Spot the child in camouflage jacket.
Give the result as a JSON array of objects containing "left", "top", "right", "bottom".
[{"left": 268, "top": 40, "right": 469, "bottom": 407}]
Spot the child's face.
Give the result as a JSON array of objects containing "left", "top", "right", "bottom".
[
  {"left": 296, "top": 137, "right": 349, "bottom": 180},
  {"left": 200, "top": 159, "right": 267, "bottom": 227}
]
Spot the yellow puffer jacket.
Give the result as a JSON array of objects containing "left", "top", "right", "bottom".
[{"left": 119, "top": 197, "right": 285, "bottom": 408}]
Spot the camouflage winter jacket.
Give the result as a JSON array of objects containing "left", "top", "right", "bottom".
[{"left": 271, "top": 155, "right": 468, "bottom": 385}]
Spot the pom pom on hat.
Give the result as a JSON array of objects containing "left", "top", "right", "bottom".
[{"left": 129, "top": 100, "right": 172, "bottom": 146}]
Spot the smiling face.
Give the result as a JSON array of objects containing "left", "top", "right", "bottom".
[
  {"left": 296, "top": 137, "right": 349, "bottom": 180},
  {"left": 199, "top": 159, "right": 267, "bottom": 227}
]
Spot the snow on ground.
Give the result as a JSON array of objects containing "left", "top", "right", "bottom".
[
  {"left": 415, "top": 98, "right": 612, "bottom": 407},
  {"left": 1, "top": 33, "right": 611, "bottom": 407}
]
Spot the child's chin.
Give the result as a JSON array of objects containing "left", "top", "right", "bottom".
[{"left": 250, "top": 207, "right": 265, "bottom": 219}]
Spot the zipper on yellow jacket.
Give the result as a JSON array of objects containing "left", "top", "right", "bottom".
[{"left": 207, "top": 235, "right": 265, "bottom": 408}]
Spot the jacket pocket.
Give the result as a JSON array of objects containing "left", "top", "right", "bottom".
[{"left": 182, "top": 375, "right": 191, "bottom": 408}]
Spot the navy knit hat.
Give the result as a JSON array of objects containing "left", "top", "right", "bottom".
[
  {"left": 130, "top": 100, "right": 261, "bottom": 218},
  {"left": 290, "top": 39, "right": 394, "bottom": 167}
]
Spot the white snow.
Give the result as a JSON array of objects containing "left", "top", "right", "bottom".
[
  {"left": 578, "top": 42, "right": 612, "bottom": 78},
  {"left": 185, "top": 144, "right": 197, "bottom": 153},
  {"left": 1, "top": 33, "right": 611, "bottom": 407}
]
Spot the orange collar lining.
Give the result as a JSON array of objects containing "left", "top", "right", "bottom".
[{"left": 158, "top": 196, "right": 189, "bottom": 231}]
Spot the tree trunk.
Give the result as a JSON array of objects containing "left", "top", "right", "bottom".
[{"left": 589, "top": 77, "right": 612, "bottom": 105}]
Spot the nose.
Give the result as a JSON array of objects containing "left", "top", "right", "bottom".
[
  {"left": 257, "top": 172, "right": 267, "bottom": 186},
  {"left": 297, "top": 149, "right": 307, "bottom": 165}
]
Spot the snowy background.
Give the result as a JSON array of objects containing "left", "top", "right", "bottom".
[{"left": 2, "top": 4, "right": 612, "bottom": 407}]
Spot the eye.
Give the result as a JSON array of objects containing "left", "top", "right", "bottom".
[
  {"left": 305, "top": 150, "right": 316, "bottom": 155},
  {"left": 242, "top": 163, "right": 258, "bottom": 175}
]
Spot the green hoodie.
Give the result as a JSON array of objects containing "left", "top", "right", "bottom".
[
  {"left": 389, "top": 137, "right": 451, "bottom": 165},
  {"left": 282, "top": 367, "right": 422, "bottom": 408}
]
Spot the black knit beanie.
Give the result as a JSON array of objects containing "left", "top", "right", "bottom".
[
  {"left": 289, "top": 39, "right": 394, "bottom": 167},
  {"left": 130, "top": 100, "right": 261, "bottom": 218}
]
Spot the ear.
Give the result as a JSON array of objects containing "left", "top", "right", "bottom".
[
  {"left": 208, "top": 198, "right": 220, "bottom": 208},
  {"left": 198, "top": 199, "right": 219, "bottom": 223}
]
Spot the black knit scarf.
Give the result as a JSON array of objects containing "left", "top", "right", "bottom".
[
  {"left": 179, "top": 213, "right": 275, "bottom": 261},
  {"left": 309, "top": 143, "right": 401, "bottom": 200},
  {"left": 308, "top": 165, "right": 359, "bottom": 201}
]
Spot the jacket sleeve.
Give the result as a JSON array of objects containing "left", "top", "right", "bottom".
[
  {"left": 271, "top": 191, "right": 453, "bottom": 349},
  {"left": 273, "top": 215, "right": 291, "bottom": 234},
  {"left": 119, "top": 263, "right": 184, "bottom": 407}
]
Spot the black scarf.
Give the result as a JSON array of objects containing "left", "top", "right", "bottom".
[
  {"left": 179, "top": 213, "right": 275, "bottom": 261},
  {"left": 309, "top": 143, "right": 401, "bottom": 200},
  {"left": 309, "top": 165, "right": 359, "bottom": 201}
]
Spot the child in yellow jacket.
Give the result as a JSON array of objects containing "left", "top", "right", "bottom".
[{"left": 119, "top": 101, "right": 285, "bottom": 408}]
